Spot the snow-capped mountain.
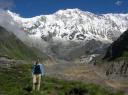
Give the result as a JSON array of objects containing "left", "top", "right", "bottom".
[
  {"left": 1, "top": 9, "right": 128, "bottom": 61},
  {"left": 7, "top": 9, "right": 128, "bottom": 43}
]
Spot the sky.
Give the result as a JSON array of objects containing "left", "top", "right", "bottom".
[{"left": 0, "top": 0, "right": 128, "bottom": 17}]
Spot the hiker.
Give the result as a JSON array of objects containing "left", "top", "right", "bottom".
[{"left": 32, "top": 59, "right": 45, "bottom": 91}]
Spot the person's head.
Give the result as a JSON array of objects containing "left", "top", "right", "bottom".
[{"left": 35, "top": 59, "right": 40, "bottom": 65}]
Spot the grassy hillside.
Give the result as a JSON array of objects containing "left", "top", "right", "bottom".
[
  {"left": 0, "top": 63, "right": 124, "bottom": 95},
  {"left": 0, "top": 26, "right": 48, "bottom": 60}
]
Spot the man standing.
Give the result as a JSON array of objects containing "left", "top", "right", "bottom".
[{"left": 32, "top": 59, "right": 45, "bottom": 91}]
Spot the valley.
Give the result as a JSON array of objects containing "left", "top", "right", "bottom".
[{"left": 0, "top": 9, "right": 128, "bottom": 95}]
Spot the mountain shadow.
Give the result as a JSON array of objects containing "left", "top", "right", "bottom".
[{"left": 103, "top": 29, "right": 128, "bottom": 61}]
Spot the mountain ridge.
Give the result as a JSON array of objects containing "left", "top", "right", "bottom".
[
  {"left": 0, "top": 9, "right": 128, "bottom": 60},
  {"left": 7, "top": 9, "right": 128, "bottom": 42}
]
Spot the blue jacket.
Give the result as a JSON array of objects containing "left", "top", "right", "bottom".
[{"left": 32, "top": 63, "right": 45, "bottom": 76}]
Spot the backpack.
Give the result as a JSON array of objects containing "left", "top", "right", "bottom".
[{"left": 34, "top": 64, "right": 41, "bottom": 74}]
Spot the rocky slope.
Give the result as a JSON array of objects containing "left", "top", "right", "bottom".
[{"left": 102, "top": 29, "right": 128, "bottom": 78}]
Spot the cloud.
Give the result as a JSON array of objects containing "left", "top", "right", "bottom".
[
  {"left": 0, "top": 0, "right": 14, "bottom": 10},
  {"left": 115, "top": 0, "right": 123, "bottom": 6}
]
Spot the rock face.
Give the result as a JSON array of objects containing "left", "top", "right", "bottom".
[
  {"left": 104, "top": 30, "right": 128, "bottom": 60},
  {"left": 105, "top": 60, "right": 128, "bottom": 78}
]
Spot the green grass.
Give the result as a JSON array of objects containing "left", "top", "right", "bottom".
[
  {"left": 0, "top": 64, "right": 124, "bottom": 95},
  {"left": 120, "top": 51, "right": 128, "bottom": 60}
]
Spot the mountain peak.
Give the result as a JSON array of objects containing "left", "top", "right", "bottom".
[
  {"left": 54, "top": 8, "right": 95, "bottom": 17},
  {"left": 55, "top": 8, "right": 81, "bottom": 13}
]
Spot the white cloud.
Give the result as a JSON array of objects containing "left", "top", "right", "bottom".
[{"left": 115, "top": 0, "right": 123, "bottom": 6}]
